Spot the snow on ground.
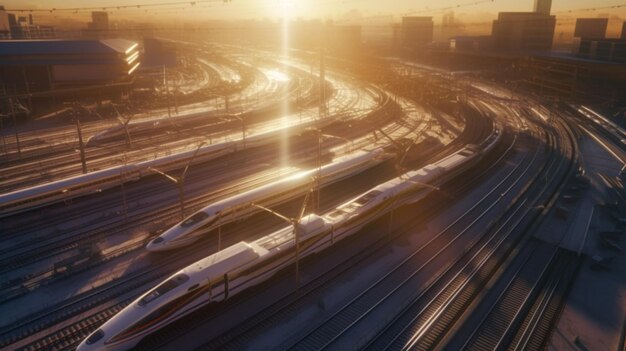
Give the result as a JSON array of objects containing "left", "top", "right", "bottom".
[{"left": 543, "top": 133, "right": 626, "bottom": 351}]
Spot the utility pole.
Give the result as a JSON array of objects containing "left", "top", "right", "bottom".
[
  {"left": 73, "top": 107, "right": 88, "bottom": 174},
  {"left": 174, "top": 78, "right": 179, "bottom": 115},
  {"left": 8, "top": 97, "right": 22, "bottom": 158},
  {"left": 241, "top": 115, "right": 246, "bottom": 148},
  {"left": 149, "top": 166, "right": 186, "bottom": 219},
  {"left": 315, "top": 46, "right": 326, "bottom": 212},
  {"left": 114, "top": 104, "right": 132, "bottom": 149},
  {"left": 148, "top": 142, "right": 205, "bottom": 219},
  {"left": 164, "top": 65, "right": 172, "bottom": 119},
  {"left": 0, "top": 111, "right": 5, "bottom": 155},
  {"left": 253, "top": 187, "right": 311, "bottom": 291}
]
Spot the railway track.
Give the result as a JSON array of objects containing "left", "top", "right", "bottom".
[
  {"left": 179, "top": 95, "right": 578, "bottom": 351},
  {"left": 0, "top": 108, "right": 409, "bottom": 284},
  {"left": 0, "top": 51, "right": 479, "bottom": 351},
  {"left": 437, "top": 117, "right": 582, "bottom": 351},
  {"left": 128, "top": 103, "right": 496, "bottom": 350},
  {"left": 0, "top": 87, "right": 407, "bottom": 273},
  {"left": 333, "top": 109, "right": 577, "bottom": 351},
  {"left": 363, "top": 132, "right": 564, "bottom": 351},
  {"left": 281, "top": 126, "right": 540, "bottom": 351},
  {"left": 0, "top": 91, "right": 439, "bottom": 350},
  {"left": 461, "top": 245, "right": 579, "bottom": 351},
  {"left": 0, "top": 59, "right": 317, "bottom": 192},
  {"left": 1, "top": 95, "right": 467, "bottom": 351}
]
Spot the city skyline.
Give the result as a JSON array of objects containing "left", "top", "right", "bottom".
[{"left": 1, "top": 0, "right": 625, "bottom": 22}]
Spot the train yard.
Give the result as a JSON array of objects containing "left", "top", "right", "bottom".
[{"left": 1, "top": 40, "right": 625, "bottom": 351}]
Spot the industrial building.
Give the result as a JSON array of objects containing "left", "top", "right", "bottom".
[
  {"left": 533, "top": 0, "right": 552, "bottom": 15},
  {"left": 572, "top": 37, "right": 626, "bottom": 63},
  {"left": 400, "top": 17, "right": 433, "bottom": 49},
  {"left": 0, "top": 6, "right": 55, "bottom": 40},
  {"left": 0, "top": 6, "right": 9, "bottom": 39},
  {"left": 143, "top": 37, "right": 177, "bottom": 67},
  {"left": 491, "top": 12, "right": 556, "bottom": 52},
  {"left": 83, "top": 11, "right": 111, "bottom": 38},
  {"left": 574, "top": 18, "right": 608, "bottom": 39},
  {"left": 523, "top": 53, "right": 626, "bottom": 102},
  {"left": 450, "top": 36, "right": 493, "bottom": 52},
  {"left": 0, "top": 39, "right": 139, "bottom": 99},
  {"left": 326, "top": 24, "right": 362, "bottom": 55}
]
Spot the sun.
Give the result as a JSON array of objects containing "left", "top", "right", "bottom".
[{"left": 270, "top": 0, "right": 297, "bottom": 19}]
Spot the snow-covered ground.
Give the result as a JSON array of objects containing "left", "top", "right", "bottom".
[{"left": 543, "top": 132, "right": 626, "bottom": 351}]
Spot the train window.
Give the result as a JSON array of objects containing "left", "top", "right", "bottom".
[
  {"left": 152, "top": 237, "right": 164, "bottom": 244},
  {"left": 188, "top": 283, "right": 200, "bottom": 291},
  {"left": 326, "top": 209, "right": 345, "bottom": 219},
  {"left": 198, "top": 216, "right": 220, "bottom": 231},
  {"left": 180, "top": 212, "right": 210, "bottom": 228},
  {"left": 354, "top": 190, "right": 381, "bottom": 206},
  {"left": 138, "top": 273, "right": 189, "bottom": 306},
  {"left": 86, "top": 329, "right": 105, "bottom": 345}
]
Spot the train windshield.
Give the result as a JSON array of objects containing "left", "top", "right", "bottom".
[
  {"left": 138, "top": 273, "right": 189, "bottom": 306},
  {"left": 180, "top": 212, "right": 209, "bottom": 228},
  {"left": 85, "top": 329, "right": 105, "bottom": 345}
]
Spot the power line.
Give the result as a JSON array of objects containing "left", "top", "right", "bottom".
[
  {"left": 554, "top": 2, "right": 626, "bottom": 14},
  {"left": 7, "top": 0, "right": 231, "bottom": 13},
  {"left": 399, "top": 0, "right": 496, "bottom": 16}
]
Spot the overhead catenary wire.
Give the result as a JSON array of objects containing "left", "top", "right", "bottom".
[
  {"left": 6, "top": 0, "right": 626, "bottom": 32},
  {"left": 7, "top": 0, "right": 231, "bottom": 13}
]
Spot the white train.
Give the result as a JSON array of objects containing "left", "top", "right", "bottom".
[
  {"left": 78, "top": 127, "right": 502, "bottom": 351},
  {"left": 0, "top": 142, "right": 235, "bottom": 218},
  {"left": 0, "top": 114, "right": 338, "bottom": 218},
  {"left": 146, "top": 148, "right": 388, "bottom": 251}
]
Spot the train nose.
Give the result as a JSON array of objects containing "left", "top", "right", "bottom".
[{"left": 146, "top": 236, "right": 167, "bottom": 252}]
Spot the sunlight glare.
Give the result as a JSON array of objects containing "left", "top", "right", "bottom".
[
  {"left": 279, "top": 0, "right": 292, "bottom": 168},
  {"left": 273, "top": 0, "right": 296, "bottom": 19}
]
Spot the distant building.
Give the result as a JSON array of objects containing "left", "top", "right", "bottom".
[
  {"left": 492, "top": 12, "right": 556, "bottom": 52},
  {"left": 523, "top": 54, "right": 626, "bottom": 101},
  {"left": 326, "top": 25, "right": 361, "bottom": 55},
  {"left": 0, "top": 6, "right": 10, "bottom": 39},
  {"left": 143, "top": 37, "right": 177, "bottom": 67},
  {"left": 84, "top": 11, "right": 110, "bottom": 38},
  {"left": 534, "top": 0, "right": 552, "bottom": 15},
  {"left": 572, "top": 37, "right": 626, "bottom": 63},
  {"left": 0, "top": 39, "right": 139, "bottom": 96},
  {"left": 450, "top": 36, "right": 493, "bottom": 52},
  {"left": 90, "top": 12, "right": 109, "bottom": 32},
  {"left": 289, "top": 20, "right": 323, "bottom": 51},
  {"left": 441, "top": 12, "right": 462, "bottom": 41},
  {"left": 0, "top": 8, "right": 55, "bottom": 40},
  {"left": 574, "top": 18, "right": 608, "bottom": 39},
  {"left": 401, "top": 17, "right": 433, "bottom": 49},
  {"left": 391, "top": 23, "right": 402, "bottom": 49},
  {"left": 621, "top": 22, "right": 626, "bottom": 39}
]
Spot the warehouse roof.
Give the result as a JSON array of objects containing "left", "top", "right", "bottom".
[{"left": 0, "top": 39, "right": 138, "bottom": 56}]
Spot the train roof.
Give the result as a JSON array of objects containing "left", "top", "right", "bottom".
[
  {"left": 0, "top": 162, "right": 136, "bottom": 203},
  {"left": 183, "top": 242, "right": 268, "bottom": 278},
  {"left": 0, "top": 141, "right": 234, "bottom": 204},
  {"left": 297, "top": 214, "right": 329, "bottom": 239},
  {"left": 188, "top": 148, "right": 383, "bottom": 216}
]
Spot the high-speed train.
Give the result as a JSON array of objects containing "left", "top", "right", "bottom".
[
  {"left": 0, "top": 142, "right": 234, "bottom": 218},
  {"left": 77, "top": 127, "right": 502, "bottom": 351},
  {"left": 0, "top": 112, "right": 339, "bottom": 218},
  {"left": 146, "top": 148, "right": 388, "bottom": 251}
]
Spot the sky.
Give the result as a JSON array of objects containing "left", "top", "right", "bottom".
[{"left": 2, "top": 0, "right": 626, "bottom": 24}]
